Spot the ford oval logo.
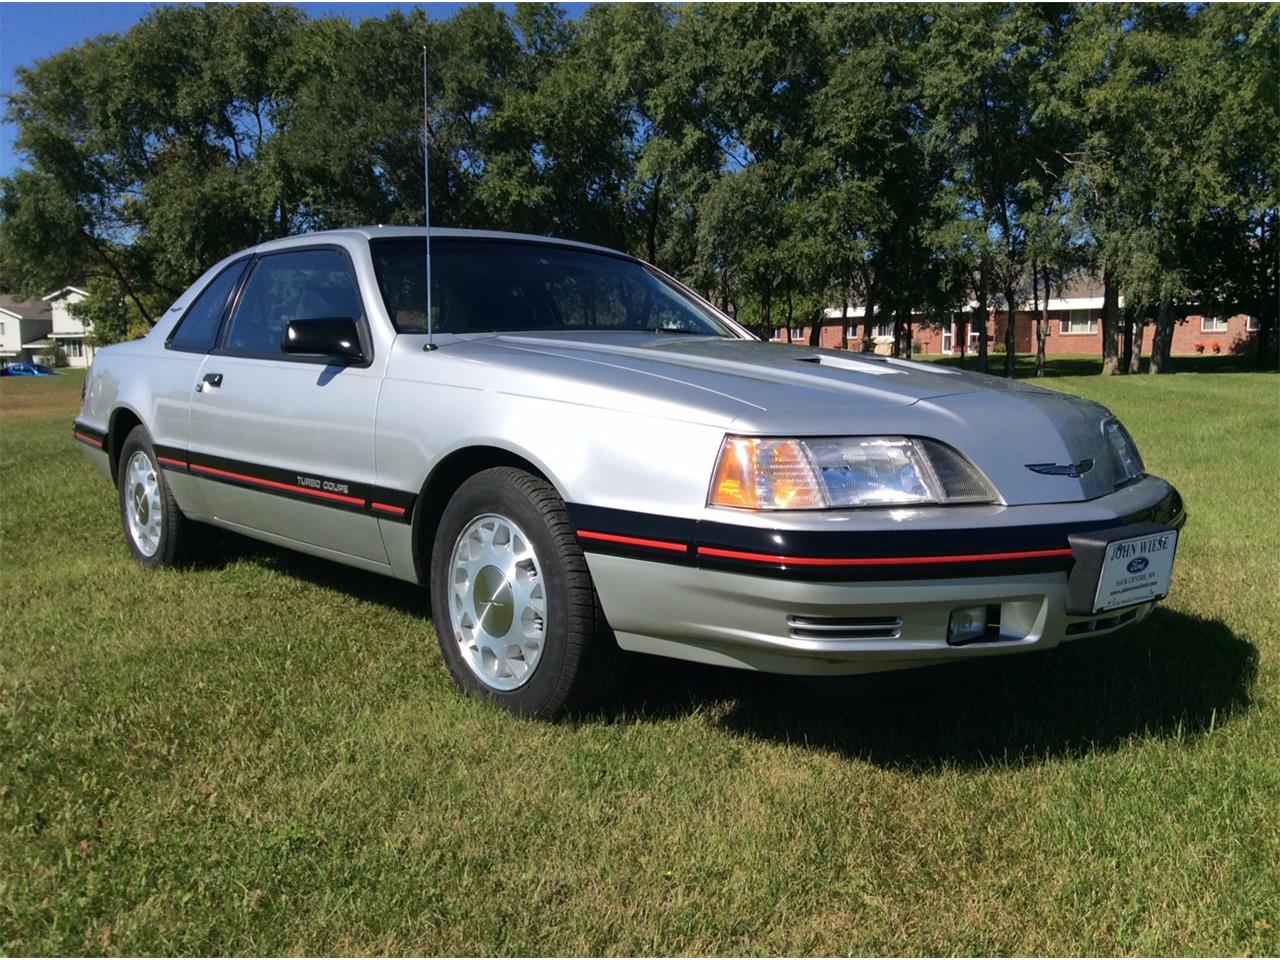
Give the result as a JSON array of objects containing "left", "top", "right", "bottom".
[{"left": 1127, "top": 557, "right": 1150, "bottom": 573}]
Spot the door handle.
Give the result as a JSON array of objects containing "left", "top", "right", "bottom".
[{"left": 196, "top": 372, "right": 223, "bottom": 392}]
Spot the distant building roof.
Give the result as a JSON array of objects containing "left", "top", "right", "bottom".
[
  {"left": 42, "top": 286, "right": 89, "bottom": 302},
  {"left": 0, "top": 294, "right": 52, "bottom": 321},
  {"left": 1052, "top": 271, "right": 1104, "bottom": 301}
]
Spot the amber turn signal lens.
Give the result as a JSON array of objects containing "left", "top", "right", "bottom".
[
  {"left": 711, "top": 437, "right": 760, "bottom": 508},
  {"left": 709, "top": 437, "right": 826, "bottom": 510}
]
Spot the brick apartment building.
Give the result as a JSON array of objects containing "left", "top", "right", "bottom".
[{"left": 771, "top": 274, "right": 1263, "bottom": 357}]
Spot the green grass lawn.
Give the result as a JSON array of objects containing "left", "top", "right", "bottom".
[
  {"left": 919, "top": 351, "right": 1278, "bottom": 378},
  {"left": 2, "top": 366, "right": 1278, "bottom": 955}
]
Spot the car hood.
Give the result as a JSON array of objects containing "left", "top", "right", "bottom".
[
  {"left": 462, "top": 330, "right": 978, "bottom": 410},
  {"left": 409, "top": 331, "right": 1130, "bottom": 504}
]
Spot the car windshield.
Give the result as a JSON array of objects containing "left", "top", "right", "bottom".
[{"left": 370, "top": 237, "right": 733, "bottom": 337}]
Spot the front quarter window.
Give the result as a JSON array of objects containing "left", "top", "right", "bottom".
[
  {"left": 371, "top": 237, "right": 733, "bottom": 337},
  {"left": 167, "top": 258, "right": 248, "bottom": 353}
]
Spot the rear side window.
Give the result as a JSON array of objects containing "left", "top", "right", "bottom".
[
  {"left": 168, "top": 259, "right": 248, "bottom": 353},
  {"left": 221, "top": 248, "right": 363, "bottom": 358}
]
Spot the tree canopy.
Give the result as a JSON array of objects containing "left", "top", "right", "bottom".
[{"left": 2, "top": 2, "right": 1275, "bottom": 369}]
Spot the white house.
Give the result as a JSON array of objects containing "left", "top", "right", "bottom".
[
  {"left": 0, "top": 294, "right": 54, "bottom": 366},
  {"left": 43, "top": 286, "right": 94, "bottom": 367}
]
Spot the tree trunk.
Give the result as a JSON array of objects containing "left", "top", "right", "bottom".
[
  {"left": 905, "top": 312, "right": 913, "bottom": 359},
  {"left": 761, "top": 286, "right": 773, "bottom": 341},
  {"left": 957, "top": 312, "right": 968, "bottom": 366},
  {"left": 860, "top": 291, "right": 877, "bottom": 353},
  {"left": 1128, "top": 316, "right": 1144, "bottom": 373},
  {"left": 839, "top": 298, "right": 850, "bottom": 351},
  {"left": 1101, "top": 267, "right": 1121, "bottom": 375},
  {"left": 1003, "top": 282, "right": 1017, "bottom": 378},
  {"left": 1121, "top": 303, "right": 1135, "bottom": 371},
  {"left": 1035, "top": 263, "right": 1049, "bottom": 377},
  {"left": 975, "top": 259, "right": 990, "bottom": 374},
  {"left": 892, "top": 306, "right": 904, "bottom": 358},
  {"left": 1149, "top": 295, "right": 1174, "bottom": 374},
  {"left": 645, "top": 173, "right": 663, "bottom": 266}
]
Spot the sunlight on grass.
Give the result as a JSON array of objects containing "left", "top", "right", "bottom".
[{"left": 2, "top": 366, "right": 1277, "bottom": 954}]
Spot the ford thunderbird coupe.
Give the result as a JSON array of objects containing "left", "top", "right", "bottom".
[{"left": 74, "top": 228, "right": 1184, "bottom": 716}]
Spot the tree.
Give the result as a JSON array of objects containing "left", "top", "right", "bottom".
[
  {"left": 1, "top": 0, "right": 1273, "bottom": 371},
  {"left": 1, "top": 5, "right": 302, "bottom": 323},
  {"left": 922, "top": 5, "right": 1053, "bottom": 375}
]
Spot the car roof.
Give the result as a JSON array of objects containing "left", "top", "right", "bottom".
[{"left": 252, "top": 227, "right": 637, "bottom": 261}]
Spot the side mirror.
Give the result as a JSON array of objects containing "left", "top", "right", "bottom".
[{"left": 281, "top": 318, "right": 365, "bottom": 363}]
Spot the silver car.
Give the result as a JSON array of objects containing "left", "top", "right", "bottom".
[{"left": 74, "top": 227, "right": 1185, "bottom": 716}]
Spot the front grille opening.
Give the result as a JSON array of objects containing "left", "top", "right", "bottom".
[{"left": 787, "top": 614, "right": 902, "bottom": 641}]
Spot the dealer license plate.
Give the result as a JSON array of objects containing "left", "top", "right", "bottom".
[{"left": 1091, "top": 529, "right": 1179, "bottom": 614}]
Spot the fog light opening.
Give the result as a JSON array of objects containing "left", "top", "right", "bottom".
[{"left": 947, "top": 604, "right": 1002, "bottom": 646}]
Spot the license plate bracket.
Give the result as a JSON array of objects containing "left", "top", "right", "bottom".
[{"left": 1065, "top": 521, "right": 1179, "bottom": 616}]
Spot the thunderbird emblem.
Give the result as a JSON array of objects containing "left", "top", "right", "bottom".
[{"left": 1026, "top": 458, "right": 1094, "bottom": 478}]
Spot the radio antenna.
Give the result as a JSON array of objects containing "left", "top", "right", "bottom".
[{"left": 422, "top": 45, "right": 437, "bottom": 351}]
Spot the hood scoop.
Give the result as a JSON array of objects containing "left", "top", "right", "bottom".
[{"left": 790, "top": 353, "right": 907, "bottom": 376}]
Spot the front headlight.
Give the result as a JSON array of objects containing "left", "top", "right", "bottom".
[
  {"left": 709, "top": 435, "right": 998, "bottom": 510},
  {"left": 1103, "top": 418, "right": 1145, "bottom": 483}
]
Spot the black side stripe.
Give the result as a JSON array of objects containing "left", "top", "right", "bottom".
[
  {"left": 564, "top": 490, "right": 1186, "bottom": 582},
  {"left": 72, "top": 420, "right": 107, "bottom": 448},
  {"left": 155, "top": 448, "right": 417, "bottom": 524}
]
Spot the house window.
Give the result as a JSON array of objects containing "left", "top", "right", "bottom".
[
  {"left": 789, "top": 327, "right": 804, "bottom": 341},
  {"left": 1058, "top": 310, "right": 1098, "bottom": 335},
  {"left": 66, "top": 339, "right": 83, "bottom": 358},
  {"left": 1245, "top": 316, "right": 1260, "bottom": 333},
  {"left": 1200, "top": 316, "right": 1228, "bottom": 333},
  {"left": 847, "top": 322, "right": 894, "bottom": 339}
]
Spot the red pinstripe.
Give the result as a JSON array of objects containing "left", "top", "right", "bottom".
[
  {"left": 695, "top": 545, "right": 1074, "bottom": 567},
  {"left": 189, "top": 463, "right": 366, "bottom": 506}
]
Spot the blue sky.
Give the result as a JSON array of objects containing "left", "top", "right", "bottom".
[{"left": 0, "top": 1, "right": 585, "bottom": 176}]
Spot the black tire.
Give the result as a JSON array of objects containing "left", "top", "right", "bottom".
[
  {"left": 429, "top": 467, "right": 628, "bottom": 717},
  {"left": 116, "top": 425, "right": 202, "bottom": 568}
]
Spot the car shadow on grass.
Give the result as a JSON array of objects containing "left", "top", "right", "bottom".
[
  {"left": 603, "top": 608, "right": 1258, "bottom": 771},
  {"left": 198, "top": 535, "right": 1256, "bottom": 770},
  {"left": 191, "top": 529, "right": 432, "bottom": 617}
]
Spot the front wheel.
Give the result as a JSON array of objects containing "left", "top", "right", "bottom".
[{"left": 429, "top": 467, "right": 627, "bottom": 717}]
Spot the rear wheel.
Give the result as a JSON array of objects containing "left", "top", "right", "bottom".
[
  {"left": 429, "top": 467, "right": 627, "bottom": 717},
  {"left": 116, "top": 426, "right": 202, "bottom": 568}
]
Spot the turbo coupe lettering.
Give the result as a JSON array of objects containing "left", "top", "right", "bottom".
[{"left": 75, "top": 227, "right": 1185, "bottom": 716}]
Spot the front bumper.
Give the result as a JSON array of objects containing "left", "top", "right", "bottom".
[
  {"left": 586, "top": 558, "right": 1156, "bottom": 674},
  {"left": 575, "top": 476, "right": 1183, "bottom": 676}
]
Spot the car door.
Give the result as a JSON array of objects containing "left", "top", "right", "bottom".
[
  {"left": 188, "top": 245, "right": 389, "bottom": 564},
  {"left": 151, "top": 256, "right": 254, "bottom": 520}
]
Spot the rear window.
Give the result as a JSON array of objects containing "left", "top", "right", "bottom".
[{"left": 370, "top": 238, "right": 731, "bottom": 337}]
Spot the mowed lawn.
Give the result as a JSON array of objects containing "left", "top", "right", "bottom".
[{"left": 2, "top": 362, "right": 1277, "bottom": 955}]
